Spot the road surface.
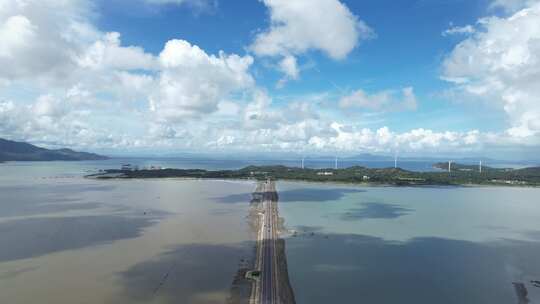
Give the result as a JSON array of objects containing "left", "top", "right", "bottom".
[{"left": 256, "top": 179, "right": 280, "bottom": 304}]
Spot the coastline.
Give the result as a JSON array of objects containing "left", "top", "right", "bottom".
[{"left": 86, "top": 173, "right": 540, "bottom": 188}]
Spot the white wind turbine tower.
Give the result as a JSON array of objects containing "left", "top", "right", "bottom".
[
  {"left": 394, "top": 150, "right": 398, "bottom": 169},
  {"left": 479, "top": 160, "right": 482, "bottom": 173},
  {"left": 335, "top": 156, "right": 338, "bottom": 170},
  {"left": 301, "top": 156, "right": 305, "bottom": 169}
]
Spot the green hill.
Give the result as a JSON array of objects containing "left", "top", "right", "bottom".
[{"left": 0, "top": 138, "right": 108, "bottom": 161}]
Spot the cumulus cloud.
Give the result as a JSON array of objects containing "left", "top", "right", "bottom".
[
  {"left": 339, "top": 87, "right": 418, "bottom": 112},
  {"left": 1, "top": 0, "right": 539, "bottom": 158},
  {"left": 202, "top": 113, "right": 534, "bottom": 155},
  {"left": 149, "top": 39, "right": 254, "bottom": 122},
  {"left": 195, "top": 91, "right": 520, "bottom": 155},
  {"left": 250, "top": 0, "right": 373, "bottom": 81},
  {"left": 0, "top": 15, "right": 35, "bottom": 57},
  {"left": 0, "top": 0, "right": 99, "bottom": 84},
  {"left": 0, "top": 96, "right": 109, "bottom": 149},
  {"left": 77, "top": 32, "right": 157, "bottom": 71},
  {"left": 0, "top": 0, "right": 177, "bottom": 150},
  {"left": 0, "top": 0, "right": 159, "bottom": 105},
  {"left": 306, "top": 125, "right": 497, "bottom": 154},
  {"left": 442, "top": 1, "right": 540, "bottom": 138},
  {"left": 2, "top": 90, "right": 534, "bottom": 155},
  {"left": 0, "top": 0, "right": 257, "bottom": 148},
  {"left": 251, "top": 0, "right": 371, "bottom": 59}
]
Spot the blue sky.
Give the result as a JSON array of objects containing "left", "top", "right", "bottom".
[{"left": 0, "top": 0, "right": 539, "bottom": 159}]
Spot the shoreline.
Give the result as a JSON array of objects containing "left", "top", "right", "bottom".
[{"left": 86, "top": 175, "right": 540, "bottom": 189}]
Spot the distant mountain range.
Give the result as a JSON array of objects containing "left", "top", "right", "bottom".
[{"left": 0, "top": 138, "right": 108, "bottom": 161}]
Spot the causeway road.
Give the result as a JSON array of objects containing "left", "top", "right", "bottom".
[{"left": 257, "top": 179, "right": 280, "bottom": 304}]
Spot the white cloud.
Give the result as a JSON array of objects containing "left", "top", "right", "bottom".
[
  {"left": 1, "top": 0, "right": 539, "bottom": 158},
  {"left": 0, "top": 0, "right": 98, "bottom": 83},
  {"left": 243, "top": 90, "right": 282, "bottom": 130},
  {"left": 0, "top": 15, "right": 35, "bottom": 57},
  {"left": 193, "top": 92, "right": 530, "bottom": 155},
  {"left": 250, "top": 0, "right": 373, "bottom": 80},
  {"left": 32, "top": 94, "right": 69, "bottom": 118},
  {"left": 0, "top": 0, "right": 161, "bottom": 118},
  {"left": 77, "top": 32, "right": 157, "bottom": 71},
  {"left": 145, "top": 0, "right": 195, "bottom": 3},
  {"left": 442, "top": 24, "right": 475, "bottom": 36},
  {"left": 241, "top": 90, "right": 321, "bottom": 132},
  {"left": 0, "top": 1, "right": 257, "bottom": 148},
  {"left": 251, "top": 0, "right": 371, "bottom": 59},
  {"left": 3, "top": 91, "right": 536, "bottom": 155},
  {"left": 0, "top": 100, "right": 19, "bottom": 136},
  {"left": 489, "top": 0, "right": 537, "bottom": 12},
  {"left": 149, "top": 39, "right": 254, "bottom": 122},
  {"left": 339, "top": 87, "right": 418, "bottom": 112},
  {"left": 0, "top": 96, "right": 112, "bottom": 149},
  {"left": 442, "top": 1, "right": 540, "bottom": 139},
  {"left": 144, "top": 0, "right": 215, "bottom": 8},
  {"left": 113, "top": 71, "right": 155, "bottom": 101},
  {"left": 279, "top": 55, "right": 299, "bottom": 78},
  {"left": 300, "top": 125, "right": 532, "bottom": 154}
]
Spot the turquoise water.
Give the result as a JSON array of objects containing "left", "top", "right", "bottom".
[{"left": 277, "top": 181, "right": 540, "bottom": 304}]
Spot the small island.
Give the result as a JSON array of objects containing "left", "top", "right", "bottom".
[{"left": 87, "top": 163, "right": 540, "bottom": 187}]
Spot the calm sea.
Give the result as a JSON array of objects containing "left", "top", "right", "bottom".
[
  {"left": 0, "top": 161, "right": 256, "bottom": 304},
  {"left": 1, "top": 160, "right": 539, "bottom": 304},
  {"left": 278, "top": 181, "right": 540, "bottom": 304}
]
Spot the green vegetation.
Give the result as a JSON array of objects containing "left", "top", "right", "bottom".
[{"left": 87, "top": 163, "right": 540, "bottom": 186}]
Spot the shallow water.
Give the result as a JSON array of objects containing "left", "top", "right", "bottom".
[
  {"left": 0, "top": 162, "right": 256, "bottom": 304},
  {"left": 277, "top": 181, "right": 540, "bottom": 304},
  {"left": 2, "top": 161, "right": 540, "bottom": 303}
]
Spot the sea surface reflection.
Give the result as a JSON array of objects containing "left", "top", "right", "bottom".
[
  {"left": 278, "top": 182, "right": 540, "bottom": 304},
  {"left": 1, "top": 161, "right": 539, "bottom": 303}
]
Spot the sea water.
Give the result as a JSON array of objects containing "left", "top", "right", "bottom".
[
  {"left": 1, "top": 161, "right": 539, "bottom": 304},
  {"left": 277, "top": 181, "right": 540, "bottom": 304},
  {"left": 0, "top": 161, "right": 256, "bottom": 304}
]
